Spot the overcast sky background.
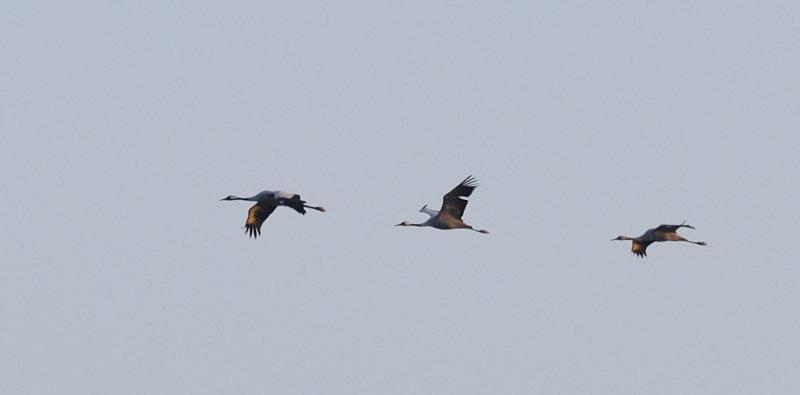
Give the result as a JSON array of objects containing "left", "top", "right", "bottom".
[{"left": 2, "top": 1, "right": 799, "bottom": 394}]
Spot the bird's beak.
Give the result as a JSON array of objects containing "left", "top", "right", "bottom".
[{"left": 395, "top": 223, "right": 403, "bottom": 226}]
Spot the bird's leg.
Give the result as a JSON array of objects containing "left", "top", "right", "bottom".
[
  {"left": 674, "top": 234, "right": 705, "bottom": 246},
  {"left": 396, "top": 221, "right": 424, "bottom": 227},
  {"left": 304, "top": 205, "right": 326, "bottom": 212}
]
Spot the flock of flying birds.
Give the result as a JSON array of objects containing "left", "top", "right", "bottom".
[{"left": 222, "top": 175, "right": 707, "bottom": 258}]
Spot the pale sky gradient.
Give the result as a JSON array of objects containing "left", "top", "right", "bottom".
[{"left": 2, "top": 1, "right": 799, "bottom": 394}]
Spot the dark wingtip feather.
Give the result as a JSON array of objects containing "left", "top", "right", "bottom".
[
  {"left": 446, "top": 175, "right": 480, "bottom": 199},
  {"left": 245, "top": 225, "right": 260, "bottom": 239},
  {"left": 631, "top": 241, "right": 648, "bottom": 258},
  {"left": 460, "top": 175, "right": 479, "bottom": 188}
]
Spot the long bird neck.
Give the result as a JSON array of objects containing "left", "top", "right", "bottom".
[{"left": 222, "top": 195, "right": 262, "bottom": 202}]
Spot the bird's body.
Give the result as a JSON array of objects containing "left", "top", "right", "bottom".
[
  {"left": 396, "top": 176, "right": 488, "bottom": 234},
  {"left": 221, "top": 190, "right": 325, "bottom": 238},
  {"left": 613, "top": 222, "right": 706, "bottom": 257}
]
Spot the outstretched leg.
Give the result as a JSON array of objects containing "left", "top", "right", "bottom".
[{"left": 684, "top": 240, "right": 707, "bottom": 246}]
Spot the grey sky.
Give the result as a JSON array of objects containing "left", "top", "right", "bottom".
[{"left": 2, "top": 1, "right": 799, "bottom": 394}]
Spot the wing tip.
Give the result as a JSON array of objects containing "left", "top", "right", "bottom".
[{"left": 461, "top": 175, "right": 479, "bottom": 188}]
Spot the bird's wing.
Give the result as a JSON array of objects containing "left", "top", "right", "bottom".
[
  {"left": 245, "top": 201, "right": 278, "bottom": 239},
  {"left": 439, "top": 176, "right": 478, "bottom": 220},
  {"left": 654, "top": 223, "right": 694, "bottom": 235},
  {"left": 631, "top": 240, "right": 652, "bottom": 258},
  {"left": 278, "top": 194, "right": 307, "bottom": 215},
  {"left": 419, "top": 205, "right": 439, "bottom": 218}
]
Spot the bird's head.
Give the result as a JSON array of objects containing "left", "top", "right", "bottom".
[
  {"left": 611, "top": 235, "right": 629, "bottom": 241},
  {"left": 396, "top": 221, "right": 412, "bottom": 227},
  {"left": 220, "top": 195, "right": 236, "bottom": 201}
]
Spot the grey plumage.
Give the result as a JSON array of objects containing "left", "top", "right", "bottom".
[
  {"left": 221, "top": 190, "right": 325, "bottom": 238},
  {"left": 396, "top": 176, "right": 489, "bottom": 234},
  {"left": 612, "top": 222, "right": 706, "bottom": 257}
]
